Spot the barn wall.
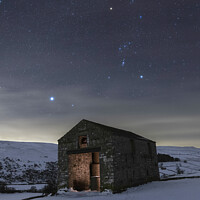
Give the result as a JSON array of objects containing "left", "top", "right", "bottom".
[
  {"left": 58, "top": 120, "right": 160, "bottom": 193},
  {"left": 58, "top": 139, "right": 68, "bottom": 188},
  {"left": 57, "top": 121, "right": 115, "bottom": 191},
  {"left": 113, "top": 136, "right": 160, "bottom": 192}
]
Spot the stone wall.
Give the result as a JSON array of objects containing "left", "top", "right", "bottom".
[
  {"left": 57, "top": 120, "right": 115, "bottom": 191},
  {"left": 58, "top": 120, "right": 160, "bottom": 193},
  {"left": 113, "top": 136, "right": 160, "bottom": 192}
]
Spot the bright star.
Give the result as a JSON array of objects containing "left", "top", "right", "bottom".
[
  {"left": 110, "top": 7, "right": 113, "bottom": 10},
  {"left": 50, "top": 97, "right": 55, "bottom": 101},
  {"left": 121, "top": 59, "right": 125, "bottom": 67},
  {"left": 140, "top": 75, "right": 144, "bottom": 79},
  {"left": 72, "top": 104, "right": 74, "bottom": 107}
]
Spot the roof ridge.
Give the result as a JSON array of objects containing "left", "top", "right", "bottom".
[{"left": 81, "top": 119, "right": 154, "bottom": 142}]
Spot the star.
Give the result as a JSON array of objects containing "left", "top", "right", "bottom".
[
  {"left": 108, "top": 76, "right": 111, "bottom": 79},
  {"left": 72, "top": 104, "right": 74, "bottom": 107},
  {"left": 140, "top": 16, "right": 143, "bottom": 19},
  {"left": 50, "top": 97, "right": 55, "bottom": 101},
  {"left": 121, "top": 59, "right": 125, "bottom": 67},
  {"left": 110, "top": 7, "right": 113, "bottom": 11},
  {"left": 140, "top": 75, "right": 144, "bottom": 79}
]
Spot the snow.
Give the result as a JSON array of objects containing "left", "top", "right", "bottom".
[
  {"left": 7, "top": 184, "right": 46, "bottom": 191},
  {"left": 1, "top": 178, "right": 200, "bottom": 200},
  {"left": 0, "top": 141, "right": 57, "bottom": 163},
  {"left": 0, "top": 141, "right": 57, "bottom": 184},
  {"left": 157, "top": 146, "right": 200, "bottom": 179},
  {"left": 0, "top": 193, "right": 42, "bottom": 200},
  {"left": 33, "top": 178, "right": 200, "bottom": 200}
]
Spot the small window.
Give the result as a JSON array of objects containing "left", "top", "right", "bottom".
[
  {"left": 79, "top": 136, "right": 87, "bottom": 148},
  {"left": 81, "top": 137, "right": 87, "bottom": 144}
]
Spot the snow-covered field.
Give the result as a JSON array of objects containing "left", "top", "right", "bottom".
[
  {"left": 2, "top": 178, "right": 199, "bottom": 200},
  {"left": 7, "top": 183, "right": 46, "bottom": 191},
  {"left": 0, "top": 141, "right": 57, "bottom": 184},
  {"left": 0, "top": 192, "right": 42, "bottom": 200},
  {"left": 0, "top": 141, "right": 57, "bottom": 164},
  {"left": 157, "top": 146, "right": 200, "bottom": 179}
]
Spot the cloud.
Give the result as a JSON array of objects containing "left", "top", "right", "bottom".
[{"left": 0, "top": 82, "right": 200, "bottom": 147}]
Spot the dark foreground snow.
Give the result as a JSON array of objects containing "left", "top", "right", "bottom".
[
  {"left": 38, "top": 178, "right": 200, "bottom": 200},
  {"left": 0, "top": 192, "right": 42, "bottom": 200},
  {"left": 2, "top": 178, "right": 199, "bottom": 200}
]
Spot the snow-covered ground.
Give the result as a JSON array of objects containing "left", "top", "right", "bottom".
[
  {"left": 0, "top": 141, "right": 57, "bottom": 184},
  {"left": 157, "top": 146, "right": 200, "bottom": 179},
  {"left": 2, "top": 178, "right": 198, "bottom": 200},
  {"left": 41, "top": 178, "right": 200, "bottom": 200},
  {"left": 7, "top": 183, "right": 46, "bottom": 191},
  {"left": 0, "top": 193, "right": 42, "bottom": 200},
  {"left": 0, "top": 141, "right": 57, "bottom": 163}
]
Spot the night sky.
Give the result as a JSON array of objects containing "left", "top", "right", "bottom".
[{"left": 0, "top": 0, "right": 200, "bottom": 146}]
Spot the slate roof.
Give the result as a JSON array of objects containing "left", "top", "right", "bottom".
[
  {"left": 59, "top": 119, "right": 155, "bottom": 143},
  {"left": 81, "top": 119, "right": 155, "bottom": 142}
]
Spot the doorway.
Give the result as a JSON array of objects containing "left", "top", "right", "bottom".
[{"left": 68, "top": 152, "right": 100, "bottom": 191}]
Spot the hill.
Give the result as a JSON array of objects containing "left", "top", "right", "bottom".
[
  {"left": 0, "top": 141, "right": 57, "bottom": 184},
  {"left": 157, "top": 146, "right": 200, "bottom": 179}
]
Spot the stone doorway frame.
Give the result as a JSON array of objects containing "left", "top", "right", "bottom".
[{"left": 67, "top": 147, "right": 101, "bottom": 191}]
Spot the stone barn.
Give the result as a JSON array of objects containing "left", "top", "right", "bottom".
[{"left": 58, "top": 119, "right": 160, "bottom": 193}]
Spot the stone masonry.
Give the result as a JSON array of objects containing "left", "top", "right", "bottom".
[{"left": 58, "top": 119, "right": 160, "bottom": 193}]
